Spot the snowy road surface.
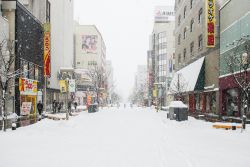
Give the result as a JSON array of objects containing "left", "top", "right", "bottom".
[{"left": 1, "top": 107, "right": 250, "bottom": 167}]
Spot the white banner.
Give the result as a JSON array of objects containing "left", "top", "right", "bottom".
[{"left": 68, "top": 79, "right": 76, "bottom": 93}]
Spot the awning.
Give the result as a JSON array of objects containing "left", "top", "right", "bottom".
[{"left": 170, "top": 56, "right": 205, "bottom": 93}]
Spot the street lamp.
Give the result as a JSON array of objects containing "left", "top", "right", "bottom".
[{"left": 154, "top": 82, "right": 163, "bottom": 112}]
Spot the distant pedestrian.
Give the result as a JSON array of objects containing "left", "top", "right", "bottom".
[
  {"left": 68, "top": 101, "right": 72, "bottom": 114},
  {"left": 58, "top": 102, "right": 62, "bottom": 113},
  {"left": 37, "top": 101, "right": 43, "bottom": 115},
  {"left": 52, "top": 100, "right": 57, "bottom": 113},
  {"left": 74, "top": 101, "right": 78, "bottom": 112}
]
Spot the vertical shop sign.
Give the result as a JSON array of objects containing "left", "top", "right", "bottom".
[
  {"left": 206, "top": 0, "right": 215, "bottom": 47},
  {"left": 44, "top": 23, "right": 51, "bottom": 77}
]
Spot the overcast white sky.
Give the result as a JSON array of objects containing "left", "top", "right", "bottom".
[{"left": 74, "top": 0, "right": 174, "bottom": 101}]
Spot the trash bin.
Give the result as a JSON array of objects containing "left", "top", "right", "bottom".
[
  {"left": 169, "top": 101, "right": 188, "bottom": 121},
  {"left": 232, "top": 123, "right": 236, "bottom": 130}
]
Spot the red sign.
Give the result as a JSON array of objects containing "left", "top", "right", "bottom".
[{"left": 206, "top": 0, "right": 215, "bottom": 47}]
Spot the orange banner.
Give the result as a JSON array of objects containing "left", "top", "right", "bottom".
[{"left": 44, "top": 23, "right": 51, "bottom": 77}]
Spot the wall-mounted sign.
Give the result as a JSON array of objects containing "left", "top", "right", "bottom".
[
  {"left": 154, "top": 6, "right": 175, "bottom": 23},
  {"left": 206, "top": 0, "right": 215, "bottom": 47},
  {"left": 68, "top": 79, "right": 76, "bottom": 93},
  {"left": 82, "top": 35, "right": 98, "bottom": 54},
  {"left": 19, "top": 78, "right": 38, "bottom": 95},
  {"left": 59, "top": 80, "right": 67, "bottom": 93},
  {"left": 21, "top": 102, "right": 32, "bottom": 116},
  {"left": 44, "top": 23, "right": 51, "bottom": 77}
]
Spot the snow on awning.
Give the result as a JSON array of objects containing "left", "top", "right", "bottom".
[{"left": 170, "top": 56, "right": 205, "bottom": 93}]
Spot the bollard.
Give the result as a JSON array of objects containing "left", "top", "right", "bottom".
[{"left": 12, "top": 123, "right": 17, "bottom": 130}]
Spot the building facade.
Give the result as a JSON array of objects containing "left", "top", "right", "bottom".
[
  {"left": 2, "top": 0, "right": 44, "bottom": 116},
  {"left": 17, "top": 0, "right": 74, "bottom": 110},
  {"left": 219, "top": 0, "right": 250, "bottom": 117},
  {"left": 171, "top": 0, "right": 227, "bottom": 115},
  {"left": 74, "top": 24, "right": 107, "bottom": 105},
  {"left": 147, "top": 6, "right": 175, "bottom": 107}
]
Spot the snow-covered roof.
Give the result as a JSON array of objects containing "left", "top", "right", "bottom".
[
  {"left": 170, "top": 56, "right": 205, "bottom": 93},
  {"left": 169, "top": 101, "right": 188, "bottom": 108}
]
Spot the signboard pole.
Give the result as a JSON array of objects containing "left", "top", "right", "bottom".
[{"left": 43, "top": 76, "right": 47, "bottom": 114}]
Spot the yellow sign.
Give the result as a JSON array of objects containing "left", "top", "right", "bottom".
[
  {"left": 206, "top": 0, "right": 215, "bottom": 47},
  {"left": 59, "top": 80, "right": 67, "bottom": 93},
  {"left": 19, "top": 78, "right": 38, "bottom": 95},
  {"left": 153, "top": 88, "right": 158, "bottom": 98}
]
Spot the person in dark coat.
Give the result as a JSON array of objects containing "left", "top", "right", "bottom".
[
  {"left": 37, "top": 101, "right": 43, "bottom": 115},
  {"left": 68, "top": 101, "right": 72, "bottom": 114},
  {"left": 74, "top": 102, "right": 77, "bottom": 111},
  {"left": 52, "top": 100, "right": 58, "bottom": 113},
  {"left": 58, "top": 102, "right": 62, "bottom": 113}
]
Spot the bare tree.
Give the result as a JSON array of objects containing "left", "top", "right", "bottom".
[
  {"left": 87, "top": 66, "right": 110, "bottom": 107},
  {"left": 0, "top": 39, "right": 18, "bottom": 131},
  {"left": 169, "top": 73, "right": 188, "bottom": 101},
  {"left": 225, "top": 38, "right": 250, "bottom": 129}
]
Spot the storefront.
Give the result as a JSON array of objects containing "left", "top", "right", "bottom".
[
  {"left": 219, "top": 73, "right": 250, "bottom": 117},
  {"left": 19, "top": 78, "right": 38, "bottom": 116}
]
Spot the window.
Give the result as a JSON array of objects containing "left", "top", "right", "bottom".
[
  {"left": 29, "top": 63, "right": 34, "bottom": 80},
  {"left": 190, "top": 19, "right": 194, "bottom": 32},
  {"left": 198, "top": 8, "right": 203, "bottom": 23},
  {"left": 183, "top": 28, "right": 187, "bottom": 39},
  {"left": 178, "top": 15, "right": 181, "bottom": 26},
  {"left": 190, "top": 0, "right": 193, "bottom": 9},
  {"left": 178, "top": 54, "right": 181, "bottom": 64},
  {"left": 190, "top": 41, "right": 194, "bottom": 55},
  {"left": 178, "top": 34, "right": 181, "bottom": 45},
  {"left": 34, "top": 65, "right": 39, "bottom": 80},
  {"left": 183, "top": 48, "right": 186, "bottom": 61},
  {"left": 184, "top": 6, "right": 187, "bottom": 19},
  {"left": 46, "top": 0, "right": 51, "bottom": 22},
  {"left": 198, "top": 34, "right": 203, "bottom": 50}
]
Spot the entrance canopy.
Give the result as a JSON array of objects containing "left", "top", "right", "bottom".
[{"left": 170, "top": 56, "right": 205, "bottom": 93}]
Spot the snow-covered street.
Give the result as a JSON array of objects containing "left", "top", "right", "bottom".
[{"left": 1, "top": 107, "right": 250, "bottom": 167}]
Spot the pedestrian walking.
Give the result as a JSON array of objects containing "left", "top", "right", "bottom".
[
  {"left": 74, "top": 101, "right": 78, "bottom": 112},
  {"left": 37, "top": 101, "right": 43, "bottom": 116},
  {"left": 52, "top": 100, "right": 57, "bottom": 113},
  {"left": 68, "top": 101, "right": 72, "bottom": 114},
  {"left": 58, "top": 102, "right": 62, "bottom": 113}
]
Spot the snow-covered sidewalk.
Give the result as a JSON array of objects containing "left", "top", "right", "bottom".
[{"left": 0, "top": 107, "right": 250, "bottom": 167}]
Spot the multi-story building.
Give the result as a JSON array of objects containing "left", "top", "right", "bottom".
[
  {"left": 18, "top": 0, "right": 74, "bottom": 110},
  {"left": 74, "top": 24, "right": 107, "bottom": 105},
  {"left": 74, "top": 24, "right": 106, "bottom": 70},
  {"left": 1, "top": 0, "right": 74, "bottom": 115},
  {"left": 171, "top": 0, "right": 226, "bottom": 114},
  {"left": 2, "top": 0, "right": 44, "bottom": 116},
  {"left": 219, "top": 0, "right": 250, "bottom": 117},
  {"left": 147, "top": 6, "right": 175, "bottom": 106}
]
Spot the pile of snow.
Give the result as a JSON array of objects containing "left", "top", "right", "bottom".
[
  {"left": 169, "top": 101, "right": 188, "bottom": 108},
  {"left": 76, "top": 105, "right": 87, "bottom": 111},
  {"left": 0, "top": 113, "right": 18, "bottom": 120}
]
